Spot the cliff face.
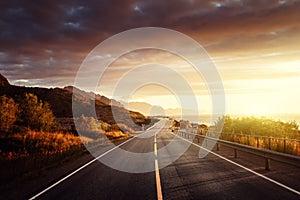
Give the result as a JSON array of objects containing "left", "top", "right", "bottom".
[{"left": 0, "top": 74, "right": 10, "bottom": 86}]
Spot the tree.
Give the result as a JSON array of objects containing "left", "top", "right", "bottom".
[
  {"left": 0, "top": 95, "right": 18, "bottom": 133},
  {"left": 19, "top": 93, "right": 58, "bottom": 132}
]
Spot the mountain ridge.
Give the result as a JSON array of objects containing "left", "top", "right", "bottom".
[{"left": 0, "top": 74, "right": 150, "bottom": 131}]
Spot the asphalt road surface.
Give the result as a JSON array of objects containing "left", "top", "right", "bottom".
[{"left": 26, "top": 120, "right": 300, "bottom": 200}]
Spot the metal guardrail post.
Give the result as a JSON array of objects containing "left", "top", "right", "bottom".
[
  {"left": 234, "top": 149, "right": 237, "bottom": 158},
  {"left": 265, "top": 158, "right": 270, "bottom": 171},
  {"left": 284, "top": 137, "right": 287, "bottom": 153}
]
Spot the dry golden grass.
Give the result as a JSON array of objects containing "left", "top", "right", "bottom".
[
  {"left": 0, "top": 131, "right": 83, "bottom": 160},
  {"left": 0, "top": 131, "right": 85, "bottom": 186}
]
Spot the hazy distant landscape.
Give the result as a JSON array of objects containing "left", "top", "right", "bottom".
[{"left": 167, "top": 113, "right": 300, "bottom": 127}]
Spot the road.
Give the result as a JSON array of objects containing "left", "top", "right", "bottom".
[{"left": 26, "top": 119, "right": 300, "bottom": 200}]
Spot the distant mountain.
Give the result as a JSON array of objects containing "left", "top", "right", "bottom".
[
  {"left": 126, "top": 101, "right": 198, "bottom": 117},
  {"left": 0, "top": 74, "right": 149, "bottom": 131},
  {"left": 126, "top": 102, "right": 153, "bottom": 116},
  {"left": 127, "top": 102, "right": 171, "bottom": 116}
]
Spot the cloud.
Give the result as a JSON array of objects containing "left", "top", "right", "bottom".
[{"left": 0, "top": 0, "right": 299, "bottom": 87}]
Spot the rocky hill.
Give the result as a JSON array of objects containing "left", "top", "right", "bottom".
[
  {"left": 64, "top": 86, "right": 123, "bottom": 107},
  {"left": 0, "top": 74, "right": 150, "bottom": 131},
  {"left": 0, "top": 74, "right": 10, "bottom": 86}
]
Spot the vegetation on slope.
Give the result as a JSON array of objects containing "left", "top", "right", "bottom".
[
  {"left": 208, "top": 115, "right": 300, "bottom": 155},
  {"left": 0, "top": 72, "right": 154, "bottom": 187},
  {"left": 214, "top": 115, "right": 299, "bottom": 139},
  {"left": 0, "top": 79, "right": 151, "bottom": 130}
]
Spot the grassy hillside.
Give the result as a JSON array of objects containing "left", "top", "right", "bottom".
[
  {"left": 0, "top": 73, "right": 155, "bottom": 187},
  {"left": 0, "top": 82, "right": 151, "bottom": 131}
]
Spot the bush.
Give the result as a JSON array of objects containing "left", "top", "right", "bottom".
[
  {"left": 215, "top": 115, "right": 299, "bottom": 139},
  {"left": 75, "top": 114, "right": 106, "bottom": 139},
  {"left": 0, "top": 95, "right": 18, "bottom": 133}
]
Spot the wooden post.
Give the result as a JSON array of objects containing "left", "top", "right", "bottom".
[
  {"left": 216, "top": 143, "right": 220, "bottom": 151},
  {"left": 197, "top": 138, "right": 200, "bottom": 143},
  {"left": 268, "top": 137, "right": 271, "bottom": 150},
  {"left": 247, "top": 135, "right": 250, "bottom": 146},
  {"left": 256, "top": 137, "right": 259, "bottom": 148},
  {"left": 265, "top": 158, "right": 270, "bottom": 171}
]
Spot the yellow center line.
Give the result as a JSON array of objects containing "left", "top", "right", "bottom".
[
  {"left": 155, "top": 159, "right": 163, "bottom": 200},
  {"left": 154, "top": 133, "right": 163, "bottom": 200}
]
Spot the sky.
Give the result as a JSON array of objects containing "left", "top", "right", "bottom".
[{"left": 1, "top": 0, "right": 300, "bottom": 116}]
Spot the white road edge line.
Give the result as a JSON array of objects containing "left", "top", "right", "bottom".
[
  {"left": 28, "top": 136, "right": 137, "bottom": 200},
  {"left": 154, "top": 133, "right": 163, "bottom": 200},
  {"left": 175, "top": 133, "right": 300, "bottom": 196}
]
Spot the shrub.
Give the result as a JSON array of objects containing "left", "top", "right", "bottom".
[
  {"left": 75, "top": 114, "right": 106, "bottom": 139},
  {"left": 0, "top": 95, "right": 18, "bottom": 133}
]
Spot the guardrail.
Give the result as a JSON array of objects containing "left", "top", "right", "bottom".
[
  {"left": 186, "top": 128, "right": 300, "bottom": 156},
  {"left": 220, "top": 132, "right": 300, "bottom": 155},
  {"left": 177, "top": 130, "right": 300, "bottom": 170}
]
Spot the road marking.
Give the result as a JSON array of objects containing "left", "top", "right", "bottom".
[
  {"left": 154, "top": 143, "right": 158, "bottom": 156},
  {"left": 29, "top": 136, "right": 137, "bottom": 200},
  {"left": 154, "top": 133, "right": 163, "bottom": 200},
  {"left": 175, "top": 133, "right": 300, "bottom": 196},
  {"left": 29, "top": 121, "right": 164, "bottom": 200}
]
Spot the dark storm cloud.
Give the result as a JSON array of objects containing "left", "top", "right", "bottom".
[
  {"left": 1, "top": 0, "right": 299, "bottom": 48},
  {"left": 0, "top": 0, "right": 300, "bottom": 84}
]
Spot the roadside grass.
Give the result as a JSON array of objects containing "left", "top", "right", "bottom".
[
  {"left": 0, "top": 130, "right": 130, "bottom": 190},
  {"left": 0, "top": 131, "right": 85, "bottom": 188}
]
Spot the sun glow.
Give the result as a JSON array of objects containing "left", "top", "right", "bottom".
[{"left": 247, "top": 104, "right": 270, "bottom": 116}]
